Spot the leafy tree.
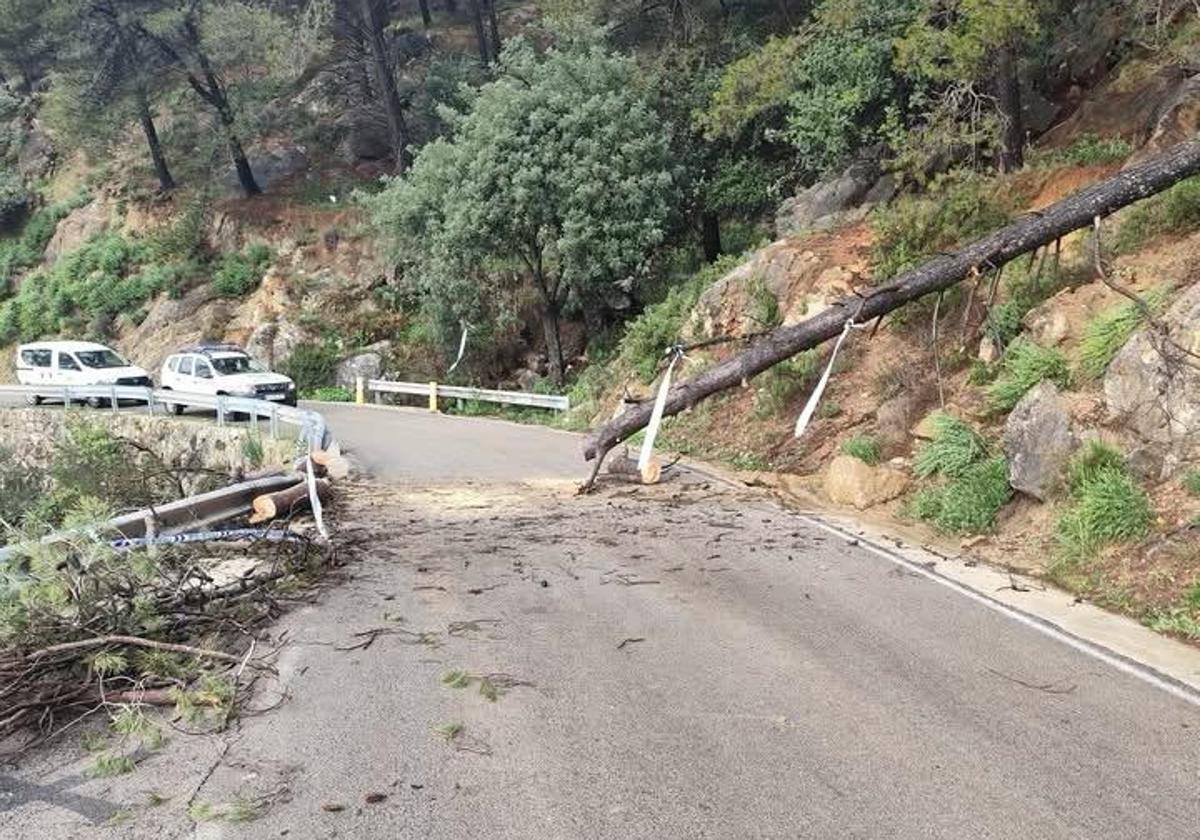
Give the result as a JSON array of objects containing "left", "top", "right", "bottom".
[
  {"left": 897, "top": 0, "right": 1043, "bottom": 172},
  {"left": 337, "top": 0, "right": 413, "bottom": 170},
  {"left": 0, "top": 0, "right": 71, "bottom": 91},
  {"left": 365, "top": 40, "right": 679, "bottom": 383}
]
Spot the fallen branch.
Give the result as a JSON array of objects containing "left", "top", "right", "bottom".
[
  {"left": 30, "top": 635, "right": 244, "bottom": 666},
  {"left": 584, "top": 139, "right": 1200, "bottom": 464}
]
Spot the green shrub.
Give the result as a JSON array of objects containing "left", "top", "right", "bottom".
[
  {"left": 621, "top": 255, "right": 741, "bottom": 382},
  {"left": 281, "top": 341, "right": 340, "bottom": 392},
  {"left": 910, "top": 457, "right": 1012, "bottom": 534},
  {"left": 705, "top": 155, "right": 786, "bottom": 216},
  {"left": 914, "top": 415, "right": 989, "bottom": 479},
  {"left": 303, "top": 385, "right": 353, "bottom": 402},
  {"left": 146, "top": 195, "right": 210, "bottom": 262},
  {"left": 1056, "top": 444, "right": 1153, "bottom": 563},
  {"left": 1035, "top": 134, "right": 1132, "bottom": 167},
  {"left": 841, "top": 436, "right": 882, "bottom": 465},
  {"left": 212, "top": 246, "right": 271, "bottom": 298},
  {"left": 984, "top": 299, "right": 1028, "bottom": 349},
  {"left": 1182, "top": 469, "right": 1200, "bottom": 496},
  {"left": 1114, "top": 175, "right": 1200, "bottom": 254},
  {"left": 0, "top": 170, "right": 28, "bottom": 228},
  {"left": 872, "top": 172, "right": 1013, "bottom": 279},
  {"left": 746, "top": 275, "right": 781, "bottom": 329},
  {"left": 752, "top": 350, "right": 819, "bottom": 419},
  {"left": 987, "top": 339, "right": 1070, "bottom": 412},
  {"left": 1077, "top": 289, "right": 1167, "bottom": 380}
]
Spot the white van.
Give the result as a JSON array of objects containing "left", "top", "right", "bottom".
[{"left": 15, "top": 341, "right": 153, "bottom": 406}]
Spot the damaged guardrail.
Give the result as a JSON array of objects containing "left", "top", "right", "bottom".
[{"left": 361, "top": 377, "right": 569, "bottom": 412}]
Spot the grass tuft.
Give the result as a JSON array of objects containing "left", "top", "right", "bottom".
[
  {"left": 987, "top": 339, "right": 1070, "bottom": 412},
  {"left": 909, "top": 457, "right": 1012, "bottom": 534},
  {"left": 1078, "top": 289, "right": 1167, "bottom": 380},
  {"left": 1183, "top": 469, "right": 1200, "bottom": 497},
  {"left": 1055, "top": 445, "right": 1153, "bottom": 564},
  {"left": 914, "top": 415, "right": 989, "bottom": 479},
  {"left": 840, "top": 436, "right": 882, "bottom": 465}
]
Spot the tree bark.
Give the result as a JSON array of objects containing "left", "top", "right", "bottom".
[
  {"left": 542, "top": 300, "right": 566, "bottom": 386},
  {"left": 359, "top": 0, "right": 411, "bottom": 171},
  {"left": 444, "top": 0, "right": 458, "bottom": 13},
  {"left": 584, "top": 138, "right": 1200, "bottom": 462},
  {"left": 135, "top": 88, "right": 175, "bottom": 192},
  {"left": 995, "top": 45, "right": 1024, "bottom": 173},
  {"left": 418, "top": 0, "right": 433, "bottom": 26},
  {"left": 485, "top": 0, "right": 502, "bottom": 59},
  {"left": 701, "top": 212, "right": 722, "bottom": 263},
  {"left": 467, "top": 0, "right": 490, "bottom": 65}
]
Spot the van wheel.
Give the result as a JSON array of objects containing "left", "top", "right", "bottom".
[
  {"left": 170, "top": 400, "right": 185, "bottom": 416},
  {"left": 25, "top": 393, "right": 41, "bottom": 406},
  {"left": 86, "top": 396, "right": 108, "bottom": 409}
]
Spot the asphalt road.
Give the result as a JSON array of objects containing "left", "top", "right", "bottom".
[{"left": 2, "top": 404, "right": 1200, "bottom": 839}]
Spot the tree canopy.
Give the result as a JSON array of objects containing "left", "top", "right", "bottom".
[{"left": 366, "top": 39, "right": 680, "bottom": 381}]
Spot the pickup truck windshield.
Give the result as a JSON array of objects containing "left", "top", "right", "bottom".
[
  {"left": 76, "top": 350, "right": 127, "bottom": 369},
  {"left": 211, "top": 355, "right": 265, "bottom": 375}
]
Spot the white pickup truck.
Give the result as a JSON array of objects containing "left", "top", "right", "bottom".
[
  {"left": 159, "top": 344, "right": 297, "bottom": 414},
  {"left": 15, "top": 340, "right": 153, "bottom": 406}
]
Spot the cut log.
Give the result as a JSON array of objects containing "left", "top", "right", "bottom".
[
  {"left": 250, "top": 478, "right": 333, "bottom": 524},
  {"left": 606, "top": 454, "right": 662, "bottom": 485},
  {"left": 584, "top": 138, "right": 1200, "bottom": 463}
]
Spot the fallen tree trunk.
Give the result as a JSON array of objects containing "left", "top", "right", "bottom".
[
  {"left": 585, "top": 138, "right": 1200, "bottom": 463},
  {"left": 250, "top": 478, "right": 332, "bottom": 524}
]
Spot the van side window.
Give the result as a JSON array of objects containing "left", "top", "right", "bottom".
[
  {"left": 178, "top": 357, "right": 194, "bottom": 376},
  {"left": 58, "top": 354, "right": 80, "bottom": 371},
  {"left": 168, "top": 357, "right": 180, "bottom": 373},
  {"left": 21, "top": 349, "right": 52, "bottom": 368}
]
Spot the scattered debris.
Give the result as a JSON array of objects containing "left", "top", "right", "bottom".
[{"left": 617, "top": 637, "right": 646, "bottom": 650}]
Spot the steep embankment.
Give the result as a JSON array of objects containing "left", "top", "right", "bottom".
[{"left": 582, "top": 64, "right": 1200, "bottom": 642}]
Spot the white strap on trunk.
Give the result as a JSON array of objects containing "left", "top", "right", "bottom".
[
  {"left": 637, "top": 350, "right": 682, "bottom": 474},
  {"left": 306, "top": 456, "right": 329, "bottom": 540},
  {"left": 794, "top": 318, "right": 858, "bottom": 439},
  {"left": 447, "top": 323, "right": 471, "bottom": 375}
]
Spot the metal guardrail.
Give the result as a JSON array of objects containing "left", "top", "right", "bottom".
[
  {"left": 0, "top": 384, "right": 330, "bottom": 451},
  {"left": 363, "top": 378, "right": 570, "bottom": 412}
]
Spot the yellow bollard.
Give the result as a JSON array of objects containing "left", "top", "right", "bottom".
[
  {"left": 429, "top": 381, "right": 439, "bottom": 412},
  {"left": 355, "top": 376, "right": 366, "bottom": 405}
]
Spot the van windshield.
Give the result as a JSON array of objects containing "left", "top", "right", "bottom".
[
  {"left": 211, "top": 355, "right": 264, "bottom": 375},
  {"left": 76, "top": 350, "right": 127, "bottom": 369}
]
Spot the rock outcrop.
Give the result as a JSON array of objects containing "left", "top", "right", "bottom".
[
  {"left": 1104, "top": 281, "right": 1200, "bottom": 478},
  {"left": 1004, "top": 382, "right": 1076, "bottom": 500},
  {"left": 823, "top": 455, "right": 910, "bottom": 510},
  {"left": 774, "top": 157, "right": 893, "bottom": 238}
]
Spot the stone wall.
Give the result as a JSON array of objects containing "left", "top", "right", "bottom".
[{"left": 0, "top": 409, "right": 300, "bottom": 476}]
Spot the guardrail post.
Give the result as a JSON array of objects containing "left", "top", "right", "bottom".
[
  {"left": 428, "top": 381, "right": 438, "bottom": 413},
  {"left": 109, "top": 385, "right": 118, "bottom": 413},
  {"left": 356, "top": 376, "right": 366, "bottom": 405},
  {"left": 216, "top": 398, "right": 226, "bottom": 427},
  {"left": 269, "top": 406, "right": 279, "bottom": 440}
]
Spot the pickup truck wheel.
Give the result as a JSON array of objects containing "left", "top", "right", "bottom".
[{"left": 86, "top": 396, "right": 108, "bottom": 409}]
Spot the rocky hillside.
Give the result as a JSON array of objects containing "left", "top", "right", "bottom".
[{"left": 574, "top": 59, "right": 1200, "bottom": 641}]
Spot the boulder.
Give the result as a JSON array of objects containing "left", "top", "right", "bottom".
[
  {"left": 1104, "top": 282, "right": 1200, "bottom": 478},
  {"left": 774, "top": 157, "right": 882, "bottom": 238},
  {"left": 224, "top": 144, "right": 309, "bottom": 195},
  {"left": 1137, "top": 72, "right": 1200, "bottom": 159},
  {"left": 16, "top": 124, "right": 54, "bottom": 180},
  {"left": 43, "top": 200, "right": 112, "bottom": 265},
  {"left": 823, "top": 455, "right": 910, "bottom": 510},
  {"left": 876, "top": 389, "right": 932, "bottom": 451},
  {"left": 335, "top": 343, "right": 390, "bottom": 389},
  {"left": 1004, "top": 381, "right": 1077, "bottom": 501}
]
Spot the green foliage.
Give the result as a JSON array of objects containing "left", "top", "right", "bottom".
[
  {"left": 1114, "top": 175, "right": 1200, "bottom": 254},
  {"left": 621, "top": 255, "right": 740, "bottom": 382},
  {"left": 984, "top": 300, "right": 1027, "bottom": 350},
  {"left": 303, "top": 385, "right": 353, "bottom": 402},
  {"left": 871, "top": 172, "right": 1013, "bottom": 279},
  {"left": 1078, "top": 289, "right": 1167, "bottom": 379},
  {"left": 213, "top": 246, "right": 271, "bottom": 298},
  {"left": 0, "top": 169, "right": 27, "bottom": 228},
  {"left": 987, "top": 339, "right": 1070, "bottom": 412},
  {"left": 0, "top": 446, "right": 46, "bottom": 526},
  {"left": 1034, "top": 134, "right": 1133, "bottom": 167},
  {"left": 752, "top": 350, "right": 819, "bottom": 419},
  {"left": 1183, "top": 469, "right": 1200, "bottom": 496},
  {"left": 897, "top": 1, "right": 1040, "bottom": 84},
  {"left": 281, "top": 341, "right": 340, "bottom": 392},
  {"left": 910, "top": 456, "right": 1012, "bottom": 534},
  {"left": 746, "top": 275, "right": 781, "bottom": 329},
  {"left": 1056, "top": 445, "right": 1153, "bottom": 563},
  {"left": 914, "top": 414, "right": 989, "bottom": 479},
  {"left": 364, "top": 40, "right": 679, "bottom": 370},
  {"left": 699, "top": 2, "right": 919, "bottom": 173},
  {"left": 241, "top": 433, "right": 265, "bottom": 470},
  {"left": 841, "top": 436, "right": 882, "bottom": 465},
  {"left": 86, "top": 753, "right": 135, "bottom": 779},
  {"left": 704, "top": 155, "right": 784, "bottom": 216},
  {"left": 146, "top": 196, "right": 211, "bottom": 263}
]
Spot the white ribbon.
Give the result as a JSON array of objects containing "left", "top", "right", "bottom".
[
  {"left": 794, "top": 319, "right": 857, "bottom": 439},
  {"left": 447, "top": 323, "right": 471, "bottom": 375},
  {"left": 637, "top": 350, "right": 681, "bottom": 475},
  {"left": 306, "top": 456, "right": 329, "bottom": 540}
]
